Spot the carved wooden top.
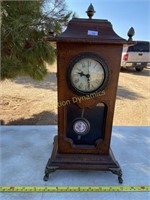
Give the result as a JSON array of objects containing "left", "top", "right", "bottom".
[{"left": 48, "top": 18, "right": 127, "bottom": 44}]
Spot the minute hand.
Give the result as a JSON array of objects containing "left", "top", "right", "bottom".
[
  {"left": 87, "top": 61, "right": 90, "bottom": 89},
  {"left": 86, "top": 73, "right": 90, "bottom": 89}
]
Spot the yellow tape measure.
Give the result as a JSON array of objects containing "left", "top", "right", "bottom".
[{"left": 0, "top": 186, "right": 150, "bottom": 192}]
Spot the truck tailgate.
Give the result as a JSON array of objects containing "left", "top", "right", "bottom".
[{"left": 128, "top": 52, "right": 150, "bottom": 62}]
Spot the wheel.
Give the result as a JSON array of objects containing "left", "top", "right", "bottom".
[{"left": 135, "top": 67, "right": 143, "bottom": 71}]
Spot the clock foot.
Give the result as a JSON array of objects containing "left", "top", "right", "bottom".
[
  {"left": 118, "top": 176, "right": 123, "bottom": 184},
  {"left": 43, "top": 161, "right": 58, "bottom": 181},
  {"left": 43, "top": 174, "right": 49, "bottom": 181},
  {"left": 109, "top": 168, "right": 123, "bottom": 184}
]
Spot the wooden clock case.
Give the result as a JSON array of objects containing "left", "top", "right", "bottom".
[{"left": 44, "top": 16, "right": 132, "bottom": 183}]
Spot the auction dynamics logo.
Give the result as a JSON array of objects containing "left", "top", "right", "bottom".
[{"left": 58, "top": 90, "right": 105, "bottom": 108}]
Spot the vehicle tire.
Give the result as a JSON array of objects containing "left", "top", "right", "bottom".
[{"left": 135, "top": 67, "right": 143, "bottom": 71}]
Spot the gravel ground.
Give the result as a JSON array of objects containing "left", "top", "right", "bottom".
[{"left": 0, "top": 62, "right": 149, "bottom": 126}]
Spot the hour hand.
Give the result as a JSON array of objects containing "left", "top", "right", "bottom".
[{"left": 78, "top": 72, "right": 85, "bottom": 77}]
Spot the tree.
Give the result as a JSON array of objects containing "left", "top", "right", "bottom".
[
  {"left": 1, "top": 0, "right": 72, "bottom": 80},
  {"left": 43, "top": 0, "right": 72, "bottom": 35}
]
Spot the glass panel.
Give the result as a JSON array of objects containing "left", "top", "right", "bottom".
[
  {"left": 66, "top": 103, "right": 106, "bottom": 146},
  {"left": 128, "top": 42, "right": 150, "bottom": 52}
]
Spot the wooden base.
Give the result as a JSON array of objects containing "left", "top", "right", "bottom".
[{"left": 44, "top": 136, "right": 123, "bottom": 183}]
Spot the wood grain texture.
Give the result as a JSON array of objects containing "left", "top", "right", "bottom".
[{"left": 47, "top": 17, "right": 126, "bottom": 171}]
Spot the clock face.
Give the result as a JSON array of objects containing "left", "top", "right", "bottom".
[{"left": 67, "top": 53, "right": 109, "bottom": 95}]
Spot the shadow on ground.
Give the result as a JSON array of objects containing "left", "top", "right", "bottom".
[
  {"left": 117, "top": 68, "right": 149, "bottom": 100},
  {"left": 120, "top": 67, "right": 150, "bottom": 77},
  {"left": 116, "top": 85, "right": 143, "bottom": 100},
  {"left": 1, "top": 111, "right": 57, "bottom": 125},
  {"left": 11, "top": 72, "right": 57, "bottom": 91}
]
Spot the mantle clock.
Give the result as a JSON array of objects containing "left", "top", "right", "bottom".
[{"left": 44, "top": 4, "right": 134, "bottom": 183}]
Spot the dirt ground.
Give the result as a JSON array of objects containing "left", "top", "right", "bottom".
[{"left": 0, "top": 62, "right": 149, "bottom": 126}]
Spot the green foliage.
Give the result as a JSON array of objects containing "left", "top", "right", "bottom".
[
  {"left": 43, "top": 0, "right": 72, "bottom": 35},
  {"left": 1, "top": 0, "right": 71, "bottom": 80}
]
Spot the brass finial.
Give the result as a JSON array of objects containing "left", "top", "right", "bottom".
[
  {"left": 86, "top": 3, "right": 96, "bottom": 19},
  {"left": 127, "top": 27, "right": 135, "bottom": 41}
]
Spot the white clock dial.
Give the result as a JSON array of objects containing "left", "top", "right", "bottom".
[{"left": 71, "top": 58, "right": 105, "bottom": 93}]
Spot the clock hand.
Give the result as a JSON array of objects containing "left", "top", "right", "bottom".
[
  {"left": 77, "top": 72, "right": 90, "bottom": 81},
  {"left": 86, "top": 74, "right": 90, "bottom": 89},
  {"left": 78, "top": 71, "right": 86, "bottom": 77},
  {"left": 87, "top": 61, "right": 90, "bottom": 89},
  {"left": 77, "top": 71, "right": 91, "bottom": 89}
]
